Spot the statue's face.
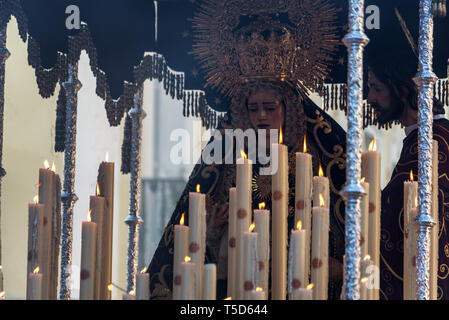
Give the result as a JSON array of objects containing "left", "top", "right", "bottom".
[
  {"left": 247, "top": 88, "right": 285, "bottom": 137},
  {"left": 367, "top": 70, "right": 404, "bottom": 125}
]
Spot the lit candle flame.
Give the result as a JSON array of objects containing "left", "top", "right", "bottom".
[
  {"left": 108, "top": 283, "right": 113, "bottom": 292},
  {"left": 307, "top": 283, "right": 314, "bottom": 290},
  {"left": 180, "top": 213, "right": 185, "bottom": 226},
  {"left": 0, "top": 291, "right": 4, "bottom": 298},
  {"left": 318, "top": 164, "right": 324, "bottom": 177},
  {"left": 140, "top": 267, "right": 147, "bottom": 274},
  {"left": 249, "top": 222, "right": 256, "bottom": 232},
  {"left": 105, "top": 152, "right": 109, "bottom": 162},
  {"left": 88, "top": 209, "right": 92, "bottom": 222},
  {"left": 279, "top": 126, "right": 283, "bottom": 144},
  {"left": 129, "top": 290, "right": 136, "bottom": 296},
  {"left": 256, "top": 287, "right": 263, "bottom": 292},
  {"left": 363, "top": 254, "right": 371, "bottom": 261},
  {"left": 368, "top": 139, "right": 377, "bottom": 151},
  {"left": 224, "top": 297, "right": 232, "bottom": 300},
  {"left": 319, "top": 193, "right": 325, "bottom": 207},
  {"left": 361, "top": 177, "right": 366, "bottom": 183},
  {"left": 410, "top": 170, "right": 414, "bottom": 182},
  {"left": 51, "top": 161, "right": 56, "bottom": 173},
  {"left": 44, "top": 160, "right": 50, "bottom": 169},
  {"left": 361, "top": 277, "right": 368, "bottom": 283},
  {"left": 240, "top": 149, "right": 247, "bottom": 160},
  {"left": 96, "top": 183, "right": 101, "bottom": 196},
  {"left": 33, "top": 195, "right": 39, "bottom": 204},
  {"left": 196, "top": 184, "right": 201, "bottom": 193},
  {"left": 259, "top": 202, "right": 266, "bottom": 210},
  {"left": 185, "top": 256, "right": 191, "bottom": 263},
  {"left": 296, "top": 220, "right": 302, "bottom": 231},
  {"left": 33, "top": 266, "right": 40, "bottom": 274},
  {"left": 303, "top": 136, "right": 307, "bottom": 153}
]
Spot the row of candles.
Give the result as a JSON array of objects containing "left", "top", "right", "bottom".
[
  {"left": 172, "top": 135, "right": 336, "bottom": 300},
  {"left": 26, "top": 160, "right": 61, "bottom": 300},
  {"left": 25, "top": 156, "right": 153, "bottom": 300},
  {"left": 172, "top": 135, "right": 436, "bottom": 300},
  {"left": 22, "top": 135, "right": 439, "bottom": 300}
]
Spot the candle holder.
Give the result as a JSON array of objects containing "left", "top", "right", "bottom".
[
  {"left": 413, "top": 0, "right": 438, "bottom": 301},
  {"left": 0, "top": 26, "right": 9, "bottom": 279},
  {"left": 59, "top": 63, "right": 82, "bottom": 300},
  {"left": 341, "top": 0, "right": 370, "bottom": 300},
  {"left": 124, "top": 85, "right": 145, "bottom": 294}
]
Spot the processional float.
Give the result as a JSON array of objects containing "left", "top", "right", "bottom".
[{"left": 0, "top": 0, "right": 445, "bottom": 300}]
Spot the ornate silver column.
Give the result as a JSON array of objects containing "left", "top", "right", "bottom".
[
  {"left": 0, "top": 26, "right": 10, "bottom": 287},
  {"left": 341, "top": 0, "right": 369, "bottom": 300},
  {"left": 124, "top": 86, "right": 145, "bottom": 294},
  {"left": 413, "top": 0, "right": 438, "bottom": 301},
  {"left": 59, "top": 63, "right": 82, "bottom": 300}
]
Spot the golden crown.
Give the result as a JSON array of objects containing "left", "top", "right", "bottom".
[{"left": 191, "top": 0, "right": 340, "bottom": 98}]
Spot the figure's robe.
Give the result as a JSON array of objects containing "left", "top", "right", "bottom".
[
  {"left": 380, "top": 118, "right": 449, "bottom": 300},
  {"left": 146, "top": 98, "right": 348, "bottom": 300}
]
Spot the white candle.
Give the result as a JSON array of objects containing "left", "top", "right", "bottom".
[
  {"left": 236, "top": 153, "right": 252, "bottom": 299},
  {"left": 403, "top": 173, "right": 418, "bottom": 300},
  {"left": 271, "top": 138, "right": 288, "bottom": 300},
  {"left": 203, "top": 264, "right": 217, "bottom": 300},
  {"left": 180, "top": 257, "right": 195, "bottom": 300},
  {"left": 80, "top": 211, "right": 97, "bottom": 300},
  {"left": 27, "top": 267, "right": 43, "bottom": 300},
  {"left": 289, "top": 221, "right": 307, "bottom": 298},
  {"left": 89, "top": 189, "right": 105, "bottom": 300},
  {"left": 360, "top": 180, "right": 370, "bottom": 259},
  {"left": 360, "top": 256, "right": 374, "bottom": 300},
  {"left": 136, "top": 268, "right": 150, "bottom": 300},
  {"left": 173, "top": 213, "right": 189, "bottom": 300},
  {"left": 311, "top": 195, "right": 329, "bottom": 300},
  {"left": 27, "top": 196, "right": 44, "bottom": 282},
  {"left": 430, "top": 140, "right": 439, "bottom": 300},
  {"left": 243, "top": 223, "right": 258, "bottom": 300},
  {"left": 361, "top": 139, "right": 381, "bottom": 300},
  {"left": 38, "top": 163, "right": 55, "bottom": 300},
  {"left": 313, "top": 164, "right": 329, "bottom": 208},
  {"left": 122, "top": 290, "right": 136, "bottom": 300},
  {"left": 404, "top": 206, "right": 419, "bottom": 300},
  {"left": 295, "top": 139, "right": 312, "bottom": 279},
  {"left": 188, "top": 186, "right": 206, "bottom": 300},
  {"left": 227, "top": 188, "right": 237, "bottom": 299},
  {"left": 97, "top": 160, "right": 114, "bottom": 300},
  {"left": 0, "top": 266, "right": 3, "bottom": 293},
  {"left": 250, "top": 287, "right": 266, "bottom": 300},
  {"left": 292, "top": 283, "right": 314, "bottom": 300},
  {"left": 254, "top": 203, "right": 269, "bottom": 294}
]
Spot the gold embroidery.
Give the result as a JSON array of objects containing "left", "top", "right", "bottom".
[
  {"left": 438, "top": 263, "right": 449, "bottom": 280},
  {"left": 380, "top": 252, "right": 404, "bottom": 281}
]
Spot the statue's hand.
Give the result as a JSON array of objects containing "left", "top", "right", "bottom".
[{"left": 209, "top": 202, "right": 229, "bottom": 229}]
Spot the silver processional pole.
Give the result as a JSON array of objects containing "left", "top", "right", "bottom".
[
  {"left": 341, "top": 0, "right": 370, "bottom": 300},
  {"left": 124, "top": 85, "right": 145, "bottom": 294},
  {"left": 59, "top": 63, "right": 82, "bottom": 300},
  {"left": 413, "top": 0, "right": 438, "bottom": 300}
]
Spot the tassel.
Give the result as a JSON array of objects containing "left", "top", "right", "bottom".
[
  {"left": 120, "top": 114, "right": 132, "bottom": 174},
  {"left": 55, "top": 85, "right": 67, "bottom": 152},
  {"left": 444, "top": 80, "right": 449, "bottom": 106},
  {"left": 183, "top": 93, "right": 187, "bottom": 117},
  {"left": 195, "top": 91, "right": 199, "bottom": 117},
  {"left": 187, "top": 92, "right": 191, "bottom": 117},
  {"left": 330, "top": 84, "right": 335, "bottom": 110}
]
